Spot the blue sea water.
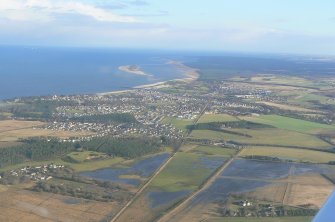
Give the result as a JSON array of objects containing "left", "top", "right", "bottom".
[{"left": 0, "top": 46, "right": 188, "bottom": 100}]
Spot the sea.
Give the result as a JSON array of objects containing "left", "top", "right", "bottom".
[
  {"left": 1, "top": 46, "right": 335, "bottom": 100},
  {"left": 0, "top": 46, "right": 191, "bottom": 100}
]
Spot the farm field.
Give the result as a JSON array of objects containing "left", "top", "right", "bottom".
[
  {"left": 0, "top": 120, "right": 45, "bottom": 132},
  {"left": 198, "top": 113, "right": 238, "bottom": 123},
  {"left": 80, "top": 153, "right": 171, "bottom": 187},
  {"left": 0, "top": 120, "right": 94, "bottom": 142},
  {"left": 240, "top": 115, "right": 335, "bottom": 134},
  {"left": 166, "top": 159, "right": 334, "bottom": 222},
  {"left": 0, "top": 155, "right": 125, "bottom": 173},
  {"left": 189, "top": 128, "right": 331, "bottom": 149},
  {"left": 0, "top": 189, "right": 121, "bottom": 222},
  {"left": 255, "top": 101, "right": 321, "bottom": 113},
  {"left": 208, "top": 216, "right": 313, "bottom": 222},
  {"left": 247, "top": 74, "right": 329, "bottom": 89},
  {"left": 150, "top": 152, "right": 226, "bottom": 192},
  {"left": 162, "top": 117, "right": 193, "bottom": 132},
  {"left": 189, "top": 145, "right": 237, "bottom": 157},
  {"left": 115, "top": 147, "right": 228, "bottom": 222},
  {"left": 239, "top": 146, "right": 335, "bottom": 163},
  {"left": 0, "top": 128, "right": 93, "bottom": 142}
]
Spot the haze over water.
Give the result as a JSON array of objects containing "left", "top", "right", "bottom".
[{"left": 0, "top": 46, "right": 187, "bottom": 100}]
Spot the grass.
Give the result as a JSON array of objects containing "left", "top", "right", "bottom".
[
  {"left": 0, "top": 185, "right": 8, "bottom": 193},
  {"left": 65, "top": 151, "right": 107, "bottom": 163},
  {"left": 190, "top": 145, "right": 237, "bottom": 157},
  {"left": 208, "top": 216, "right": 313, "bottom": 222},
  {"left": 150, "top": 152, "right": 224, "bottom": 192},
  {"left": 198, "top": 113, "right": 238, "bottom": 123},
  {"left": 290, "top": 93, "right": 334, "bottom": 106},
  {"left": 256, "top": 101, "right": 321, "bottom": 113},
  {"left": 162, "top": 117, "right": 193, "bottom": 132},
  {"left": 190, "top": 128, "right": 332, "bottom": 149},
  {"left": 0, "top": 156, "right": 124, "bottom": 173},
  {"left": 0, "top": 128, "right": 93, "bottom": 142},
  {"left": 239, "top": 146, "right": 335, "bottom": 163},
  {"left": 249, "top": 75, "right": 319, "bottom": 88},
  {"left": 240, "top": 115, "right": 335, "bottom": 134}
]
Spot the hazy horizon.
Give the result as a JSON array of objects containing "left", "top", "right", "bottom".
[{"left": 0, "top": 0, "right": 335, "bottom": 55}]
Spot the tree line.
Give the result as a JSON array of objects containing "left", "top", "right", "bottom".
[{"left": 0, "top": 136, "right": 165, "bottom": 168}]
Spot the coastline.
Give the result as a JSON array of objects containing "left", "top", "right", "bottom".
[
  {"left": 98, "top": 61, "right": 199, "bottom": 96},
  {"left": 118, "top": 65, "right": 152, "bottom": 77}
]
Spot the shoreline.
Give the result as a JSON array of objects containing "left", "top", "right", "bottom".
[
  {"left": 118, "top": 65, "right": 152, "bottom": 77},
  {"left": 98, "top": 61, "right": 199, "bottom": 96}
]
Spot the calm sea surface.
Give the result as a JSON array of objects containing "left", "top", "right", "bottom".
[{"left": 0, "top": 46, "right": 188, "bottom": 100}]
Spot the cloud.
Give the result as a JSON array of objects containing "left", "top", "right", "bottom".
[
  {"left": 127, "top": 0, "right": 149, "bottom": 6},
  {"left": 125, "top": 10, "right": 169, "bottom": 17},
  {"left": 0, "top": 0, "right": 138, "bottom": 23}
]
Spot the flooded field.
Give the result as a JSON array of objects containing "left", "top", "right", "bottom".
[
  {"left": 149, "top": 190, "right": 192, "bottom": 208},
  {"left": 115, "top": 152, "right": 227, "bottom": 222},
  {"left": 80, "top": 153, "right": 170, "bottom": 186},
  {"left": 221, "top": 159, "right": 291, "bottom": 180},
  {"left": 167, "top": 158, "right": 335, "bottom": 221}
]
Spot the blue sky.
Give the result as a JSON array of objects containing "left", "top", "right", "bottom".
[{"left": 0, "top": 0, "right": 334, "bottom": 54}]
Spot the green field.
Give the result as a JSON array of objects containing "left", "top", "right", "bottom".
[
  {"left": 240, "top": 115, "right": 335, "bottom": 134},
  {"left": 150, "top": 152, "right": 225, "bottom": 192},
  {"left": 190, "top": 145, "right": 237, "bottom": 157},
  {"left": 190, "top": 128, "right": 332, "bottom": 149},
  {"left": 198, "top": 113, "right": 238, "bottom": 123},
  {"left": 289, "top": 93, "right": 335, "bottom": 107},
  {"left": 65, "top": 151, "right": 107, "bottom": 163},
  {"left": 208, "top": 216, "right": 313, "bottom": 222},
  {"left": 162, "top": 117, "right": 193, "bottom": 132},
  {"left": 0, "top": 156, "right": 124, "bottom": 173},
  {"left": 239, "top": 146, "right": 335, "bottom": 163}
]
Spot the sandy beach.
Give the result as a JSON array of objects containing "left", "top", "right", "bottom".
[
  {"left": 98, "top": 61, "right": 199, "bottom": 96},
  {"left": 118, "top": 65, "right": 152, "bottom": 77}
]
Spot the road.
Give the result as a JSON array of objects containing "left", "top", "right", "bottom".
[
  {"left": 157, "top": 149, "right": 242, "bottom": 222},
  {"left": 110, "top": 102, "right": 209, "bottom": 222}
]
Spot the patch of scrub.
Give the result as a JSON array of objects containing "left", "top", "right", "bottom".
[
  {"left": 148, "top": 190, "right": 191, "bottom": 209},
  {"left": 80, "top": 153, "right": 170, "bottom": 186}
]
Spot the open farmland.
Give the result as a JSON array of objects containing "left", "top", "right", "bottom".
[
  {"left": 255, "top": 101, "right": 322, "bottom": 113},
  {"left": 0, "top": 189, "right": 121, "bottom": 222},
  {"left": 189, "top": 145, "right": 237, "bottom": 157},
  {"left": 164, "top": 159, "right": 335, "bottom": 222},
  {"left": 0, "top": 128, "right": 93, "bottom": 142},
  {"left": 208, "top": 216, "right": 313, "bottom": 222},
  {"left": 150, "top": 152, "right": 226, "bottom": 192},
  {"left": 0, "top": 120, "right": 93, "bottom": 142},
  {"left": 0, "top": 120, "right": 45, "bottom": 132},
  {"left": 240, "top": 115, "right": 335, "bottom": 134},
  {"left": 189, "top": 128, "right": 332, "bottom": 149},
  {"left": 162, "top": 117, "right": 193, "bottom": 132},
  {"left": 198, "top": 113, "right": 238, "bottom": 123},
  {"left": 115, "top": 148, "right": 227, "bottom": 222},
  {"left": 239, "top": 146, "right": 335, "bottom": 163}
]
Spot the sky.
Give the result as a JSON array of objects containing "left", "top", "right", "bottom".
[{"left": 0, "top": 0, "right": 335, "bottom": 55}]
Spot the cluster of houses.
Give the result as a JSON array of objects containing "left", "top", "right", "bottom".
[
  {"left": 3, "top": 163, "right": 65, "bottom": 182},
  {"left": 37, "top": 89, "right": 208, "bottom": 141}
]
